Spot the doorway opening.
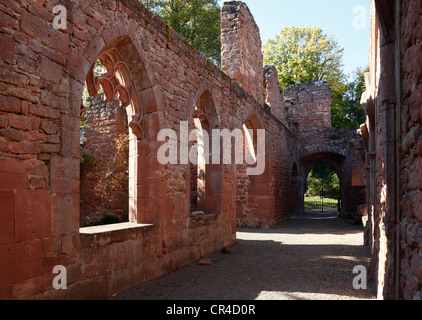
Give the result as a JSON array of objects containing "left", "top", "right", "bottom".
[{"left": 304, "top": 161, "right": 341, "bottom": 214}]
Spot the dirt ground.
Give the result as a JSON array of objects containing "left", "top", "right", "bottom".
[{"left": 109, "top": 213, "right": 376, "bottom": 300}]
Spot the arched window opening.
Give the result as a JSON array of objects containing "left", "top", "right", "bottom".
[
  {"left": 236, "top": 115, "right": 271, "bottom": 228},
  {"left": 79, "top": 48, "right": 136, "bottom": 228},
  {"left": 190, "top": 92, "right": 221, "bottom": 216}
]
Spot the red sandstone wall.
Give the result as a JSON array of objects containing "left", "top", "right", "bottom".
[
  {"left": 398, "top": 0, "right": 422, "bottom": 301},
  {"left": 264, "top": 65, "right": 286, "bottom": 124},
  {"left": 0, "top": 0, "right": 295, "bottom": 299},
  {"left": 221, "top": 1, "right": 264, "bottom": 104},
  {"left": 2, "top": 0, "right": 416, "bottom": 302},
  {"left": 284, "top": 80, "right": 333, "bottom": 131},
  {"left": 360, "top": 0, "right": 422, "bottom": 300}
]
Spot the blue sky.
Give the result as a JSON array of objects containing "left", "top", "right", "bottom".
[{"left": 219, "top": 0, "right": 371, "bottom": 78}]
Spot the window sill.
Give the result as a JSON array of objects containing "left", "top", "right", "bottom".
[
  {"left": 80, "top": 222, "right": 154, "bottom": 235},
  {"left": 79, "top": 222, "right": 156, "bottom": 249},
  {"left": 189, "top": 212, "right": 219, "bottom": 228}
]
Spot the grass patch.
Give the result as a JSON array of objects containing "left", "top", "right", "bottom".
[{"left": 304, "top": 196, "right": 338, "bottom": 210}]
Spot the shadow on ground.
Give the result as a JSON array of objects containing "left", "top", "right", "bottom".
[{"left": 109, "top": 213, "right": 376, "bottom": 300}]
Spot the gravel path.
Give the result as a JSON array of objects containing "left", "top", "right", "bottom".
[{"left": 109, "top": 213, "right": 376, "bottom": 300}]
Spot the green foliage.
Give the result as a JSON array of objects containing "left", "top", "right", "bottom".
[
  {"left": 80, "top": 148, "right": 97, "bottom": 165},
  {"left": 140, "top": 0, "right": 221, "bottom": 65},
  {"left": 331, "top": 67, "right": 368, "bottom": 129},
  {"left": 306, "top": 161, "right": 340, "bottom": 198},
  {"left": 263, "top": 26, "right": 367, "bottom": 129},
  {"left": 263, "top": 26, "right": 346, "bottom": 92}
]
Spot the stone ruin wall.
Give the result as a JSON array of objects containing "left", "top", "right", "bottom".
[
  {"left": 284, "top": 80, "right": 333, "bottom": 131},
  {"left": 221, "top": 1, "right": 264, "bottom": 105},
  {"left": 5, "top": 0, "right": 418, "bottom": 301},
  {"left": 283, "top": 80, "right": 366, "bottom": 216},
  {"left": 263, "top": 65, "right": 286, "bottom": 124},
  {"left": 0, "top": 0, "right": 296, "bottom": 299},
  {"left": 397, "top": 0, "right": 422, "bottom": 301},
  {"left": 359, "top": 0, "right": 422, "bottom": 300}
]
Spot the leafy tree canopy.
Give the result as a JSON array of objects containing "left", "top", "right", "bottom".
[
  {"left": 140, "top": 0, "right": 221, "bottom": 65},
  {"left": 263, "top": 26, "right": 367, "bottom": 129},
  {"left": 263, "top": 26, "right": 346, "bottom": 92},
  {"left": 306, "top": 161, "right": 340, "bottom": 198},
  {"left": 331, "top": 67, "right": 368, "bottom": 129}
]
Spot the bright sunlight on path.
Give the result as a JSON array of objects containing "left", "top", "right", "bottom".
[{"left": 109, "top": 213, "right": 376, "bottom": 300}]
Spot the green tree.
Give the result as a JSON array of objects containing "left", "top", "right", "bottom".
[
  {"left": 331, "top": 67, "right": 367, "bottom": 129},
  {"left": 263, "top": 26, "right": 346, "bottom": 93},
  {"left": 263, "top": 26, "right": 368, "bottom": 129},
  {"left": 306, "top": 162, "right": 340, "bottom": 198},
  {"left": 140, "top": 0, "right": 221, "bottom": 65}
]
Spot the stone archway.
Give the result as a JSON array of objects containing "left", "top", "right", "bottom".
[
  {"left": 67, "top": 32, "right": 166, "bottom": 231},
  {"left": 188, "top": 88, "right": 222, "bottom": 216},
  {"left": 298, "top": 151, "right": 346, "bottom": 215},
  {"left": 236, "top": 114, "right": 272, "bottom": 228}
]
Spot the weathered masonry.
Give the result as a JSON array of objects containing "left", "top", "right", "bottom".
[
  {"left": 0, "top": 0, "right": 420, "bottom": 300},
  {"left": 359, "top": 0, "right": 422, "bottom": 300},
  {"left": 0, "top": 0, "right": 296, "bottom": 299}
]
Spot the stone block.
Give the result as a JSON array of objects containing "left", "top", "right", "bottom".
[
  {"left": 9, "top": 142, "right": 42, "bottom": 154},
  {"left": 42, "top": 237, "right": 62, "bottom": 257},
  {"left": 61, "top": 235, "right": 78, "bottom": 255},
  {"left": 0, "top": 67, "right": 28, "bottom": 88},
  {"left": 40, "top": 90, "right": 68, "bottom": 111},
  {"left": 0, "top": 240, "right": 43, "bottom": 286},
  {"left": 15, "top": 190, "right": 52, "bottom": 242},
  {"left": 8, "top": 114, "right": 33, "bottom": 131},
  {"left": 43, "top": 253, "right": 79, "bottom": 276},
  {"left": 25, "top": 131, "right": 46, "bottom": 142},
  {"left": 0, "top": 190, "right": 14, "bottom": 245},
  {"left": 0, "top": 159, "right": 30, "bottom": 189},
  {"left": 139, "top": 87, "right": 158, "bottom": 114},
  {"left": 40, "top": 120, "right": 60, "bottom": 134},
  {"left": 29, "top": 104, "right": 60, "bottom": 119},
  {"left": 0, "top": 33, "right": 16, "bottom": 64},
  {"left": 415, "top": 192, "right": 422, "bottom": 224},
  {"left": 0, "top": 95, "right": 20, "bottom": 113},
  {"left": 20, "top": 12, "right": 68, "bottom": 55},
  {"left": 40, "top": 56, "right": 63, "bottom": 84},
  {"left": 409, "top": 43, "right": 422, "bottom": 85},
  {"left": 143, "top": 112, "right": 161, "bottom": 138},
  {"left": 50, "top": 155, "right": 80, "bottom": 180},
  {"left": 248, "top": 182, "right": 270, "bottom": 196},
  {"left": 11, "top": 273, "right": 55, "bottom": 300},
  {"left": 52, "top": 193, "right": 79, "bottom": 235},
  {"left": 0, "top": 128, "right": 25, "bottom": 141},
  {"left": 0, "top": 137, "right": 8, "bottom": 152},
  {"left": 83, "top": 33, "right": 105, "bottom": 63},
  {"left": 80, "top": 247, "right": 114, "bottom": 278},
  {"left": 67, "top": 51, "right": 91, "bottom": 84},
  {"left": 41, "top": 143, "right": 61, "bottom": 154}
]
